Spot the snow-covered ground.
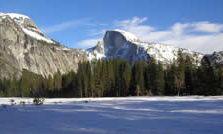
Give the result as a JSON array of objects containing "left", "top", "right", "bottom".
[{"left": 0, "top": 96, "right": 223, "bottom": 134}]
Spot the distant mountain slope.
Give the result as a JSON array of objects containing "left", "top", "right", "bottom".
[
  {"left": 206, "top": 51, "right": 223, "bottom": 68},
  {"left": 87, "top": 29, "right": 204, "bottom": 65},
  {"left": 0, "top": 12, "right": 87, "bottom": 79}
]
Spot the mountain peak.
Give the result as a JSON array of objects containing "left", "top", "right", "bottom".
[
  {"left": 0, "top": 12, "right": 29, "bottom": 25},
  {"left": 0, "top": 12, "right": 54, "bottom": 44},
  {"left": 1, "top": 12, "right": 29, "bottom": 18},
  {"left": 6, "top": 13, "right": 29, "bottom": 20}
]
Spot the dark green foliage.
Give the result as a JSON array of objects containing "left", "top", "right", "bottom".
[
  {"left": 130, "top": 60, "right": 146, "bottom": 96},
  {"left": 0, "top": 56, "right": 221, "bottom": 97},
  {"left": 184, "top": 55, "right": 196, "bottom": 95},
  {"left": 103, "top": 58, "right": 115, "bottom": 96},
  {"left": 120, "top": 60, "right": 131, "bottom": 96},
  {"left": 48, "top": 75, "right": 54, "bottom": 91},
  {"left": 175, "top": 50, "right": 185, "bottom": 95},
  {"left": 196, "top": 56, "right": 217, "bottom": 95},
  {"left": 165, "top": 63, "right": 177, "bottom": 95},
  {"left": 157, "top": 62, "right": 165, "bottom": 95},
  {"left": 147, "top": 58, "right": 157, "bottom": 94},
  {"left": 217, "top": 67, "right": 223, "bottom": 94},
  {"left": 93, "top": 60, "right": 104, "bottom": 97},
  {"left": 53, "top": 71, "right": 62, "bottom": 90},
  {"left": 19, "top": 69, "right": 45, "bottom": 97}
]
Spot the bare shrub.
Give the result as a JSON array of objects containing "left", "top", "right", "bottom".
[
  {"left": 33, "top": 97, "right": 44, "bottom": 106},
  {"left": 9, "top": 99, "right": 16, "bottom": 106}
]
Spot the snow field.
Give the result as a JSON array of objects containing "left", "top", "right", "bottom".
[{"left": 0, "top": 96, "right": 223, "bottom": 134}]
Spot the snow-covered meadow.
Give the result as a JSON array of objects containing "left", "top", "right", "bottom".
[{"left": 0, "top": 96, "right": 223, "bottom": 134}]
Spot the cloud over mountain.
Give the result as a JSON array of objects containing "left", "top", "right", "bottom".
[{"left": 114, "top": 17, "right": 223, "bottom": 54}]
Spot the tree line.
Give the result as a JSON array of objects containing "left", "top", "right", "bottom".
[{"left": 0, "top": 50, "right": 223, "bottom": 97}]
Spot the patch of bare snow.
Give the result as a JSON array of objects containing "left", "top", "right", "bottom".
[{"left": 22, "top": 28, "right": 54, "bottom": 44}]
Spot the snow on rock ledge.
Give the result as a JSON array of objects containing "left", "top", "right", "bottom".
[{"left": 22, "top": 28, "right": 54, "bottom": 44}]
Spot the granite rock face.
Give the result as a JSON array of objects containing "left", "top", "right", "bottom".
[
  {"left": 0, "top": 13, "right": 87, "bottom": 79},
  {"left": 87, "top": 30, "right": 204, "bottom": 65},
  {"left": 206, "top": 51, "right": 223, "bottom": 68},
  {"left": 103, "top": 30, "right": 149, "bottom": 64}
]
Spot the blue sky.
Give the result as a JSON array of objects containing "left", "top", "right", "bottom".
[{"left": 1, "top": 0, "right": 223, "bottom": 53}]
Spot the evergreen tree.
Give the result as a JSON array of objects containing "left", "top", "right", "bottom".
[
  {"left": 216, "top": 67, "right": 223, "bottom": 95},
  {"left": 119, "top": 60, "right": 131, "bottom": 96},
  {"left": 175, "top": 50, "right": 185, "bottom": 95},
  {"left": 0, "top": 79, "right": 3, "bottom": 96},
  {"left": 48, "top": 75, "right": 54, "bottom": 91},
  {"left": 101, "top": 60, "right": 108, "bottom": 96},
  {"left": 184, "top": 55, "right": 196, "bottom": 95},
  {"left": 93, "top": 60, "right": 104, "bottom": 97},
  {"left": 113, "top": 58, "right": 121, "bottom": 96},
  {"left": 148, "top": 57, "right": 158, "bottom": 95},
  {"left": 157, "top": 62, "right": 165, "bottom": 95},
  {"left": 131, "top": 61, "right": 145, "bottom": 96},
  {"left": 123, "top": 61, "right": 132, "bottom": 96},
  {"left": 86, "top": 61, "right": 93, "bottom": 97},
  {"left": 62, "top": 71, "right": 74, "bottom": 90},
  {"left": 219, "top": 67, "right": 223, "bottom": 94},
  {"left": 19, "top": 70, "right": 31, "bottom": 97},
  {"left": 76, "top": 62, "right": 84, "bottom": 97},
  {"left": 198, "top": 56, "right": 216, "bottom": 95},
  {"left": 165, "top": 62, "right": 177, "bottom": 95},
  {"left": 104, "top": 58, "right": 115, "bottom": 96},
  {"left": 82, "top": 62, "right": 88, "bottom": 97},
  {"left": 54, "top": 70, "right": 62, "bottom": 90},
  {"left": 7, "top": 78, "right": 19, "bottom": 97},
  {"left": 0, "top": 78, "right": 9, "bottom": 97},
  {"left": 70, "top": 73, "right": 79, "bottom": 97}
]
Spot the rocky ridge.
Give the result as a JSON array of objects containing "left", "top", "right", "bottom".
[{"left": 0, "top": 12, "right": 87, "bottom": 79}]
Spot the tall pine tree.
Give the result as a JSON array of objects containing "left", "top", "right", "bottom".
[
  {"left": 175, "top": 50, "right": 185, "bottom": 96},
  {"left": 157, "top": 62, "right": 165, "bottom": 95}
]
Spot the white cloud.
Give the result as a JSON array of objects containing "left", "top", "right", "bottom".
[
  {"left": 162, "top": 34, "right": 223, "bottom": 53},
  {"left": 77, "top": 38, "right": 101, "bottom": 48},
  {"left": 115, "top": 16, "right": 148, "bottom": 27},
  {"left": 171, "top": 23, "right": 189, "bottom": 35},
  {"left": 41, "top": 18, "right": 89, "bottom": 34},
  {"left": 191, "top": 21, "right": 223, "bottom": 33},
  {"left": 114, "top": 17, "right": 223, "bottom": 54}
]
